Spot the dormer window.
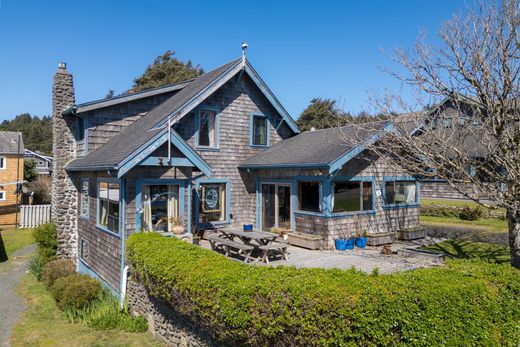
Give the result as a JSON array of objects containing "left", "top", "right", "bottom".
[{"left": 250, "top": 113, "right": 269, "bottom": 147}]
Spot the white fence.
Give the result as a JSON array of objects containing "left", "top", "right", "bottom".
[{"left": 19, "top": 204, "right": 52, "bottom": 228}]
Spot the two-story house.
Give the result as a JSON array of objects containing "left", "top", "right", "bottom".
[
  {"left": 24, "top": 149, "right": 53, "bottom": 176},
  {"left": 51, "top": 55, "right": 420, "bottom": 296},
  {"left": 0, "top": 131, "right": 24, "bottom": 227}
]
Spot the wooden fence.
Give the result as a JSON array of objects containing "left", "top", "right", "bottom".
[{"left": 19, "top": 204, "right": 52, "bottom": 228}]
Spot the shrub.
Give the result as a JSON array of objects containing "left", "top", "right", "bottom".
[
  {"left": 50, "top": 274, "right": 77, "bottom": 306},
  {"left": 27, "top": 255, "right": 46, "bottom": 280},
  {"left": 127, "top": 233, "right": 520, "bottom": 346},
  {"left": 60, "top": 275, "right": 101, "bottom": 310},
  {"left": 459, "top": 205, "right": 484, "bottom": 221},
  {"left": 43, "top": 259, "right": 76, "bottom": 288},
  {"left": 32, "top": 223, "right": 57, "bottom": 264}
]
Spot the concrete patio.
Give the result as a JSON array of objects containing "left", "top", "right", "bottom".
[{"left": 199, "top": 236, "right": 446, "bottom": 274}]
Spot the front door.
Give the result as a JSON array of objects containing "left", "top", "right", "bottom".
[{"left": 261, "top": 183, "right": 292, "bottom": 231}]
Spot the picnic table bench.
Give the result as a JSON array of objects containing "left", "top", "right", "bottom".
[
  {"left": 206, "top": 227, "right": 289, "bottom": 264},
  {"left": 206, "top": 233, "right": 255, "bottom": 262}
]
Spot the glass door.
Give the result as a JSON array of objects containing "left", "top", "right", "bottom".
[{"left": 261, "top": 183, "right": 292, "bottom": 231}]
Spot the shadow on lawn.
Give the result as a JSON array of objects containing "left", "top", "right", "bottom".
[
  {"left": 426, "top": 239, "right": 510, "bottom": 264},
  {"left": 0, "top": 232, "right": 8, "bottom": 262}
]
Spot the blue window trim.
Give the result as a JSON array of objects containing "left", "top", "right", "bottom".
[
  {"left": 330, "top": 176, "right": 377, "bottom": 217},
  {"left": 194, "top": 105, "right": 220, "bottom": 151},
  {"left": 78, "top": 237, "right": 89, "bottom": 264},
  {"left": 78, "top": 258, "right": 119, "bottom": 296},
  {"left": 249, "top": 112, "right": 270, "bottom": 148},
  {"left": 79, "top": 177, "right": 90, "bottom": 221},
  {"left": 96, "top": 177, "right": 121, "bottom": 238},
  {"left": 295, "top": 176, "right": 328, "bottom": 216},
  {"left": 134, "top": 178, "right": 187, "bottom": 233},
  {"left": 382, "top": 176, "right": 420, "bottom": 209},
  {"left": 256, "top": 179, "right": 296, "bottom": 231},
  {"left": 195, "top": 178, "right": 231, "bottom": 228}
]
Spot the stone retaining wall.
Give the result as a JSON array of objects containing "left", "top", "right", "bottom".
[{"left": 126, "top": 279, "right": 223, "bottom": 347}]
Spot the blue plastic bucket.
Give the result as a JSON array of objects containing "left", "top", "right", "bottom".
[
  {"left": 355, "top": 237, "right": 367, "bottom": 248},
  {"left": 345, "top": 238, "right": 355, "bottom": 250},
  {"left": 243, "top": 224, "right": 253, "bottom": 231},
  {"left": 335, "top": 239, "right": 347, "bottom": 251}
]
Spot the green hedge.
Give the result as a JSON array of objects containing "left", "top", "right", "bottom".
[{"left": 127, "top": 233, "right": 520, "bottom": 346}]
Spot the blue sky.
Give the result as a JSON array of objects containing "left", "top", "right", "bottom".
[{"left": 0, "top": 0, "right": 466, "bottom": 122}]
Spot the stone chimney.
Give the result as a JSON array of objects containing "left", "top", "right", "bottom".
[{"left": 51, "top": 62, "right": 78, "bottom": 260}]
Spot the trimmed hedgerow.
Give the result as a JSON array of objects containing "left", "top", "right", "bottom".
[
  {"left": 32, "top": 223, "right": 58, "bottom": 264},
  {"left": 127, "top": 233, "right": 520, "bottom": 347}
]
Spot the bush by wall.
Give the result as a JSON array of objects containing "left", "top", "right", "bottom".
[
  {"left": 420, "top": 204, "right": 505, "bottom": 220},
  {"left": 127, "top": 233, "right": 520, "bottom": 347},
  {"left": 32, "top": 223, "right": 57, "bottom": 264},
  {"left": 43, "top": 259, "right": 76, "bottom": 288}
]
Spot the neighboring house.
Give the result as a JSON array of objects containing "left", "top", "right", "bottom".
[
  {"left": 0, "top": 131, "right": 24, "bottom": 227},
  {"left": 51, "top": 57, "right": 420, "bottom": 296},
  {"left": 24, "top": 149, "right": 53, "bottom": 176}
]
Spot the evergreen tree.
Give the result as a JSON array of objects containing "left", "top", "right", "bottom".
[
  {"left": 131, "top": 50, "right": 204, "bottom": 92},
  {"left": 0, "top": 113, "right": 53, "bottom": 155},
  {"left": 24, "top": 160, "right": 38, "bottom": 182},
  {"left": 296, "top": 98, "right": 353, "bottom": 131}
]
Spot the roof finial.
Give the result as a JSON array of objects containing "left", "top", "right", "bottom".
[{"left": 241, "top": 42, "right": 248, "bottom": 64}]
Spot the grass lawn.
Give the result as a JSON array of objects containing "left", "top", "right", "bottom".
[
  {"left": 11, "top": 275, "right": 162, "bottom": 347},
  {"left": 420, "top": 215, "right": 508, "bottom": 232},
  {"left": 0, "top": 228, "right": 34, "bottom": 262},
  {"left": 423, "top": 239, "right": 510, "bottom": 264}
]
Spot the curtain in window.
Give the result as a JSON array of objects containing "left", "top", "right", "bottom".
[
  {"left": 167, "top": 185, "right": 179, "bottom": 231},
  {"left": 404, "top": 183, "right": 416, "bottom": 204},
  {"left": 142, "top": 185, "right": 152, "bottom": 231}
]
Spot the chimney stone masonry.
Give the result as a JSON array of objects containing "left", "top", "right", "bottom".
[{"left": 51, "top": 62, "right": 78, "bottom": 260}]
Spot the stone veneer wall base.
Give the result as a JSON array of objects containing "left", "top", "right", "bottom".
[{"left": 126, "top": 279, "right": 225, "bottom": 347}]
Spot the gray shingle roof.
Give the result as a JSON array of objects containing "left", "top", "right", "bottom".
[
  {"left": 239, "top": 121, "right": 389, "bottom": 168},
  {"left": 67, "top": 58, "right": 241, "bottom": 171},
  {"left": 0, "top": 131, "right": 24, "bottom": 154}
]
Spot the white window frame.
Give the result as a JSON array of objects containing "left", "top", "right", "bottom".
[{"left": 0, "top": 191, "right": 6, "bottom": 201}]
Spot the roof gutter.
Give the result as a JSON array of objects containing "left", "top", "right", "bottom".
[
  {"left": 65, "top": 164, "right": 117, "bottom": 172},
  {"left": 62, "top": 106, "right": 77, "bottom": 116}
]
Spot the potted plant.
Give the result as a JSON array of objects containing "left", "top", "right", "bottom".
[
  {"left": 335, "top": 229, "right": 354, "bottom": 250},
  {"left": 270, "top": 227, "right": 289, "bottom": 241},
  {"left": 169, "top": 216, "right": 185, "bottom": 235},
  {"left": 355, "top": 230, "right": 368, "bottom": 248}
]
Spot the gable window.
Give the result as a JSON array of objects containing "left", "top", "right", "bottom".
[
  {"left": 0, "top": 156, "right": 5, "bottom": 170},
  {"left": 298, "top": 181, "right": 322, "bottom": 213},
  {"left": 251, "top": 113, "right": 269, "bottom": 146},
  {"left": 80, "top": 178, "right": 89, "bottom": 218},
  {"left": 97, "top": 181, "right": 120, "bottom": 234},
  {"left": 384, "top": 179, "right": 418, "bottom": 206},
  {"left": 0, "top": 191, "right": 5, "bottom": 201},
  {"left": 198, "top": 109, "right": 217, "bottom": 147},
  {"left": 80, "top": 238, "right": 89, "bottom": 261},
  {"left": 199, "top": 182, "right": 227, "bottom": 223},
  {"left": 332, "top": 181, "right": 373, "bottom": 213},
  {"left": 78, "top": 117, "right": 86, "bottom": 141}
]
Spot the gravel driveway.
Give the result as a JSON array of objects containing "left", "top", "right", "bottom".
[{"left": 0, "top": 244, "right": 36, "bottom": 347}]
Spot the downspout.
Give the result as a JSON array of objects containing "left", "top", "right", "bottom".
[{"left": 119, "top": 178, "right": 127, "bottom": 308}]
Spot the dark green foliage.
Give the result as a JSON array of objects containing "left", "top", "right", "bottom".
[
  {"left": 459, "top": 205, "right": 484, "bottom": 221},
  {"left": 60, "top": 275, "right": 101, "bottom": 310},
  {"left": 27, "top": 176, "right": 51, "bottom": 204},
  {"left": 0, "top": 113, "right": 53, "bottom": 154},
  {"left": 43, "top": 259, "right": 76, "bottom": 288},
  {"left": 127, "top": 233, "right": 520, "bottom": 346},
  {"left": 420, "top": 205, "right": 462, "bottom": 218},
  {"left": 296, "top": 98, "right": 388, "bottom": 132},
  {"left": 32, "top": 223, "right": 57, "bottom": 264},
  {"left": 23, "top": 160, "right": 38, "bottom": 182},
  {"left": 27, "top": 255, "right": 45, "bottom": 280},
  {"left": 132, "top": 50, "right": 204, "bottom": 92}
]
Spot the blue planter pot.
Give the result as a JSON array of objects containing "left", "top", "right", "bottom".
[
  {"left": 355, "top": 237, "right": 367, "bottom": 248},
  {"left": 335, "top": 239, "right": 348, "bottom": 251},
  {"left": 243, "top": 224, "right": 253, "bottom": 232},
  {"left": 345, "top": 238, "right": 355, "bottom": 250}
]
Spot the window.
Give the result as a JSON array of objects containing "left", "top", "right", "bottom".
[
  {"left": 332, "top": 181, "right": 373, "bottom": 213},
  {"left": 384, "top": 180, "right": 417, "bottom": 206},
  {"left": 0, "top": 191, "right": 5, "bottom": 201},
  {"left": 251, "top": 113, "right": 268, "bottom": 146},
  {"left": 0, "top": 156, "right": 5, "bottom": 170},
  {"left": 80, "top": 179, "right": 89, "bottom": 218},
  {"left": 140, "top": 184, "right": 180, "bottom": 232},
  {"left": 38, "top": 160, "right": 44, "bottom": 166},
  {"left": 198, "top": 109, "right": 217, "bottom": 147},
  {"left": 97, "top": 181, "right": 120, "bottom": 233},
  {"left": 78, "top": 118, "right": 86, "bottom": 141},
  {"left": 80, "top": 238, "right": 89, "bottom": 261},
  {"left": 298, "top": 181, "right": 321, "bottom": 213},
  {"left": 199, "top": 183, "right": 227, "bottom": 222}
]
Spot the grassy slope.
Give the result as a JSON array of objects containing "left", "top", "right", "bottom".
[
  {"left": 0, "top": 228, "right": 34, "bottom": 261},
  {"left": 11, "top": 275, "right": 162, "bottom": 347},
  {"left": 423, "top": 239, "right": 510, "bottom": 264},
  {"left": 420, "top": 215, "right": 508, "bottom": 232}
]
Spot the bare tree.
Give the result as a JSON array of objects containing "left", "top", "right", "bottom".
[{"left": 346, "top": 0, "right": 520, "bottom": 268}]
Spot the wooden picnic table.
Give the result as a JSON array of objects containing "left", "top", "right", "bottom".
[{"left": 217, "top": 226, "right": 278, "bottom": 247}]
